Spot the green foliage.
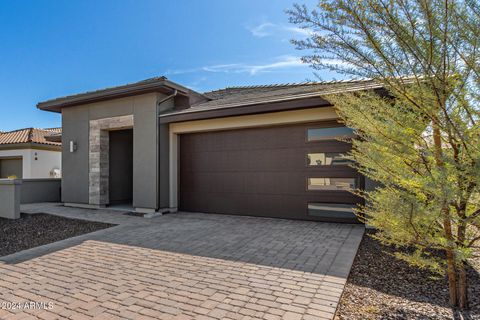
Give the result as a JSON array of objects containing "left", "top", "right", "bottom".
[
  {"left": 328, "top": 88, "right": 479, "bottom": 273},
  {"left": 288, "top": 0, "right": 480, "bottom": 308}
]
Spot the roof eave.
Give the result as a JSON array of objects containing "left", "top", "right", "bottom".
[
  {"left": 159, "top": 82, "right": 389, "bottom": 124},
  {"left": 160, "top": 96, "right": 332, "bottom": 124},
  {"left": 37, "top": 79, "right": 205, "bottom": 113},
  {"left": 0, "top": 142, "right": 62, "bottom": 151},
  {"left": 159, "top": 82, "right": 386, "bottom": 123}
]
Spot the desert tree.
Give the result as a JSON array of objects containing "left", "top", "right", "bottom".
[{"left": 288, "top": 0, "right": 480, "bottom": 309}]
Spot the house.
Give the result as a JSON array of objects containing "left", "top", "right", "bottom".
[
  {"left": 0, "top": 128, "right": 62, "bottom": 179},
  {"left": 37, "top": 77, "right": 383, "bottom": 223}
]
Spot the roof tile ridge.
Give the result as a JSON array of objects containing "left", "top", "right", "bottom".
[{"left": 28, "top": 128, "right": 34, "bottom": 143}]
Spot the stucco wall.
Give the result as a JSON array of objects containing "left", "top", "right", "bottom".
[
  {"left": 132, "top": 95, "right": 159, "bottom": 210},
  {"left": 61, "top": 93, "right": 161, "bottom": 210},
  {"left": 159, "top": 123, "right": 170, "bottom": 209},
  {"left": 62, "top": 105, "right": 90, "bottom": 204},
  {"left": 0, "top": 179, "right": 21, "bottom": 219},
  {"left": 29, "top": 149, "right": 62, "bottom": 178},
  {"left": 21, "top": 179, "right": 61, "bottom": 204},
  {"left": 157, "top": 95, "right": 174, "bottom": 210},
  {"left": 0, "top": 149, "right": 61, "bottom": 179}
]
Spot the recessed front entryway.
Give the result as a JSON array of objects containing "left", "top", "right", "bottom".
[
  {"left": 109, "top": 129, "right": 133, "bottom": 206},
  {"left": 89, "top": 115, "right": 134, "bottom": 206}
]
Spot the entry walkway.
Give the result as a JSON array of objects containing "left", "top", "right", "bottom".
[{"left": 0, "top": 203, "right": 364, "bottom": 320}]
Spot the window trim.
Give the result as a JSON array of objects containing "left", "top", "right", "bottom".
[
  {"left": 306, "top": 177, "right": 358, "bottom": 191},
  {"left": 305, "top": 126, "right": 355, "bottom": 142},
  {"left": 305, "top": 152, "right": 354, "bottom": 167},
  {"left": 306, "top": 202, "right": 359, "bottom": 221}
]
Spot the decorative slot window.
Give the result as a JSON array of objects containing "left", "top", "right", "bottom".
[
  {"left": 307, "top": 177, "right": 357, "bottom": 191},
  {"left": 307, "top": 152, "right": 354, "bottom": 166},
  {"left": 308, "top": 203, "right": 357, "bottom": 219},
  {"left": 307, "top": 127, "right": 355, "bottom": 141}
]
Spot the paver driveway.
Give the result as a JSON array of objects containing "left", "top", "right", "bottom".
[{"left": 0, "top": 203, "right": 364, "bottom": 320}]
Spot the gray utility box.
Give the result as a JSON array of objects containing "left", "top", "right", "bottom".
[{"left": 0, "top": 179, "right": 22, "bottom": 219}]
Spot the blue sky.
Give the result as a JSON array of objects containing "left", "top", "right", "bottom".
[{"left": 0, "top": 0, "right": 331, "bottom": 131}]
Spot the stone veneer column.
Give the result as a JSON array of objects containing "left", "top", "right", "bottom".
[{"left": 89, "top": 115, "right": 134, "bottom": 206}]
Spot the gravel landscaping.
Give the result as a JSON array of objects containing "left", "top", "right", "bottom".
[
  {"left": 336, "top": 230, "right": 480, "bottom": 320},
  {"left": 0, "top": 213, "right": 115, "bottom": 257}
]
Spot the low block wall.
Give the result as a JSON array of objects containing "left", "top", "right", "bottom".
[
  {"left": 0, "top": 179, "right": 21, "bottom": 219},
  {"left": 21, "top": 178, "right": 61, "bottom": 204}
]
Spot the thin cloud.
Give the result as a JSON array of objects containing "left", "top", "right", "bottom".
[
  {"left": 246, "top": 22, "right": 313, "bottom": 38},
  {"left": 165, "top": 55, "right": 308, "bottom": 76},
  {"left": 163, "top": 67, "right": 201, "bottom": 75},
  {"left": 247, "top": 22, "right": 276, "bottom": 37},
  {"left": 244, "top": 55, "right": 305, "bottom": 75},
  {"left": 284, "top": 26, "right": 313, "bottom": 36},
  {"left": 202, "top": 64, "right": 242, "bottom": 73}
]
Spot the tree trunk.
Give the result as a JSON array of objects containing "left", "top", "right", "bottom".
[
  {"left": 445, "top": 247, "right": 458, "bottom": 307},
  {"left": 443, "top": 205, "right": 458, "bottom": 307},
  {"left": 441, "top": 203, "right": 457, "bottom": 307},
  {"left": 431, "top": 104, "right": 458, "bottom": 306},
  {"left": 457, "top": 222, "right": 469, "bottom": 309},
  {"left": 458, "top": 261, "right": 469, "bottom": 309}
]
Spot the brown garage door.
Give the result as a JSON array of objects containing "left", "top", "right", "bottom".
[{"left": 179, "top": 121, "right": 363, "bottom": 223}]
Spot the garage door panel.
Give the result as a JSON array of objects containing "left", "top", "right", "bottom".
[
  {"left": 183, "top": 172, "right": 306, "bottom": 196},
  {"left": 180, "top": 192, "right": 301, "bottom": 218},
  {"left": 183, "top": 126, "right": 306, "bottom": 151},
  {"left": 306, "top": 191, "right": 360, "bottom": 204},
  {"left": 243, "top": 172, "right": 303, "bottom": 195},
  {"left": 180, "top": 190, "right": 361, "bottom": 219},
  {"left": 246, "top": 194, "right": 298, "bottom": 217},
  {"left": 179, "top": 122, "right": 362, "bottom": 222},
  {"left": 252, "top": 148, "right": 305, "bottom": 171},
  {"left": 306, "top": 166, "right": 360, "bottom": 176},
  {"left": 306, "top": 140, "right": 352, "bottom": 152},
  {"left": 185, "top": 149, "right": 327, "bottom": 172},
  {"left": 245, "top": 149, "right": 294, "bottom": 171},
  {"left": 210, "top": 172, "right": 246, "bottom": 193},
  {"left": 180, "top": 151, "right": 203, "bottom": 173},
  {"left": 0, "top": 158, "right": 23, "bottom": 179},
  {"left": 234, "top": 127, "right": 303, "bottom": 150},
  {"left": 180, "top": 192, "right": 244, "bottom": 214}
]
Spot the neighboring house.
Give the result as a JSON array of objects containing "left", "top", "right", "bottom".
[
  {"left": 37, "top": 77, "right": 383, "bottom": 223},
  {"left": 0, "top": 128, "right": 62, "bottom": 179}
]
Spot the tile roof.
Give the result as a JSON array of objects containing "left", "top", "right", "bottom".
[
  {"left": 0, "top": 128, "right": 62, "bottom": 146},
  {"left": 42, "top": 127, "right": 62, "bottom": 134},
  {"left": 161, "top": 78, "right": 383, "bottom": 117}
]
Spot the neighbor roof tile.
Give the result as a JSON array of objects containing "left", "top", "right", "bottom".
[{"left": 0, "top": 128, "right": 62, "bottom": 146}]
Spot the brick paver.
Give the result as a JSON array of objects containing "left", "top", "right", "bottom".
[{"left": 0, "top": 203, "right": 364, "bottom": 319}]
